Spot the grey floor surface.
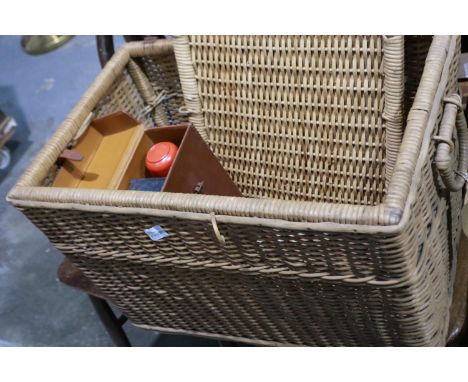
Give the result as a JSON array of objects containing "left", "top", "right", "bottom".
[{"left": 0, "top": 36, "right": 221, "bottom": 347}]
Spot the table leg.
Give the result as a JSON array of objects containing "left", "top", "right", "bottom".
[{"left": 89, "top": 295, "right": 131, "bottom": 347}]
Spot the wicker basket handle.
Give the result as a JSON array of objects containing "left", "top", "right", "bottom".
[{"left": 434, "top": 94, "right": 468, "bottom": 192}]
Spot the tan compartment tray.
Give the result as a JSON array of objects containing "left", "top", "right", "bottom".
[{"left": 52, "top": 112, "right": 143, "bottom": 189}]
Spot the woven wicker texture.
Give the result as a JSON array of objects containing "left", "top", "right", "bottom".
[
  {"left": 7, "top": 36, "right": 467, "bottom": 346},
  {"left": 94, "top": 56, "right": 186, "bottom": 128},
  {"left": 20, "top": 174, "right": 449, "bottom": 346},
  {"left": 442, "top": 41, "right": 464, "bottom": 278},
  {"left": 174, "top": 35, "right": 406, "bottom": 205}
]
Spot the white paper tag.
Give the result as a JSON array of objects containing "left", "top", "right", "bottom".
[
  {"left": 144, "top": 225, "right": 169, "bottom": 241},
  {"left": 464, "top": 63, "right": 468, "bottom": 77}
]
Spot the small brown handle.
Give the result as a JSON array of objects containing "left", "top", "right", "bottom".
[
  {"left": 59, "top": 149, "right": 83, "bottom": 161},
  {"left": 434, "top": 94, "right": 468, "bottom": 192}
]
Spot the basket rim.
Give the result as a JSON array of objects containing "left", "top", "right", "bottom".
[{"left": 6, "top": 36, "right": 458, "bottom": 230}]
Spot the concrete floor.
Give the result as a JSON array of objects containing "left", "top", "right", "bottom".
[{"left": 0, "top": 36, "right": 221, "bottom": 346}]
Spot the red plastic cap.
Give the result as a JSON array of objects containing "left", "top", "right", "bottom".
[{"left": 145, "top": 141, "right": 178, "bottom": 177}]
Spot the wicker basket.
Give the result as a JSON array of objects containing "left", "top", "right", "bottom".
[{"left": 7, "top": 36, "right": 468, "bottom": 346}]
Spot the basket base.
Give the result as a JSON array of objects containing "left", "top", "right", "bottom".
[{"left": 133, "top": 323, "right": 297, "bottom": 347}]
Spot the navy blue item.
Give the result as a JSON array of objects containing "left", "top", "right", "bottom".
[{"left": 129, "top": 177, "right": 165, "bottom": 191}]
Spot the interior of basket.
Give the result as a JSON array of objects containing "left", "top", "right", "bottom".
[{"left": 43, "top": 36, "right": 434, "bottom": 208}]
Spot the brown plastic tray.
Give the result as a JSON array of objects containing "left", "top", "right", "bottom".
[{"left": 120, "top": 124, "right": 242, "bottom": 197}]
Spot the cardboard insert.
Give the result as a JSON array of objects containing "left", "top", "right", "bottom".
[
  {"left": 120, "top": 124, "right": 242, "bottom": 197},
  {"left": 52, "top": 112, "right": 143, "bottom": 189}
]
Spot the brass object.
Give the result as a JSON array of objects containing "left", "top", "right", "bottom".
[{"left": 21, "top": 35, "right": 73, "bottom": 55}]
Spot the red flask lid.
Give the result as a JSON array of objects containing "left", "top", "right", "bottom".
[{"left": 145, "top": 141, "right": 178, "bottom": 177}]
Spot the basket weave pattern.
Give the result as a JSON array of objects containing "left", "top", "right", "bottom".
[
  {"left": 176, "top": 36, "right": 405, "bottom": 205},
  {"left": 20, "top": 191, "right": 448, "bottom": 346}
]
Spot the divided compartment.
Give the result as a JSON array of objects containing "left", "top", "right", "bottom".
[
  {"left": 53, "top": 112, "right": 143, "bottom": 189},
  {"left": 118, "top": 124, "right": 187, "bottom": 189},
  {"left": 52, "top": 110, "right": 241, "bottom": 197},
  {"left": 119, "top": 124, "right": 242, "bottom": 196}
]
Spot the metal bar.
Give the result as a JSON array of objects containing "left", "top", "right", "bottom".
[{"left": 96, "top": 35, "right": 115, "bottom": 68}]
